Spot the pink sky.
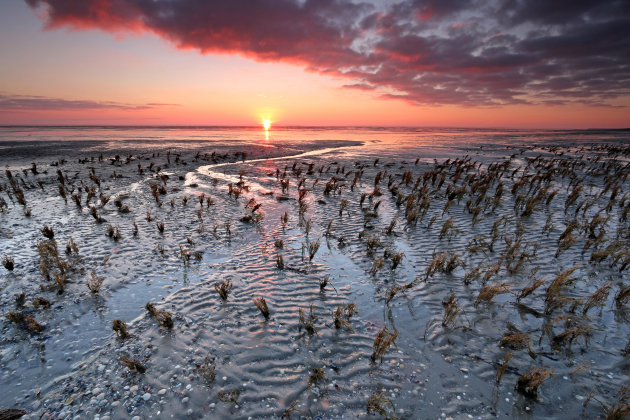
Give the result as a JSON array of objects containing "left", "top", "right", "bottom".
[{"left": 1, "top": 0, "right": 629, "bottom": 128}]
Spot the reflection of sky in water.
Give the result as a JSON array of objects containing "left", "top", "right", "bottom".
[{"left": 1, "top": 126, "right": 629, "bottom": 153}]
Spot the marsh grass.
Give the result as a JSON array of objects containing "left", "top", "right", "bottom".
[
  {"left": 215, "top": 279, "right": 232, "bottom": 301},
  {"left": 120, "top": 355, "right": 146, "bottom": 373},
  {"left": 366, "top": 235, "right": 383, "bottom": 252},
  {"left": 199, "top": 355, "right": 216, "bottom": 384},
  {"left": 495, "top": 351, "right": 513, "bottom": 385},
  {"left": 319, "top": 275, "right": 333, "bottom": 292},
  {"left": 0, "top": 409, "right": 27, "bottom": 419},
  {"left": 551, "top": 321, "right": 592, "bottom": 349},
  {"left": 339, "top": 199, "right": 349, "bottom": 216},
  {"left": 602, "top": 386, "right": 630, "bottom": 420},
  {"left": 500, "top": 323, "right": 530, "bottom": 349},
  {"left": 333, "top": 303, "right": 357, "bottom": 331},
  {"left": 65, "top": 237, "right": 78, "bottom": 255},
  {"left": 307, "top": 239, "right": 320, "bottom": 261},
  {"left": 87, "top": 271, "right": 103, "bottom": 293},
  {"left": 298, "top": 304, "right": 318, "bottom": 336},
  {"left": 545, "top": 265, "right": 580, "bottom": 306},
  {"left": 475, "top": 282, "right": 511, "bottom": 307},
  {"left": 145, "top": 302, "right": 174, "bottom": 328},
  {"left": 391, "top": 252, "right": 404, "bottom": 270},
  {"left": 5, "top": 311, "right": 43, "bottom": 333},
  {"left": 366, "top": 390, "right": 397, "bottom": 419},
  {"left": 368, "top": 257, "right": 384, "bottom": 275},
  {"left": 52, "top": 272, "right": 66, "bottom": 293},
  {"left": 517, "top": 276, "right": 546, "bottom": 302},
  {"left": 112, "top": 319, "right": 129, "bottom": 338},
  {"left": 308, "top": 367, "right": 325, "bottom": 386},
  {"left": 385, "top": 218, "right": 397, "bottom": 235},
  {"left": 304, "top": 218, "right": 312, "bottom": 235},
  {"left": 32, "top": 297, "right": 50, "bottom": 308},
  {"left": 583, "top": 283, "right": 612, "bottom": 315},
  {"left": 371, "top": 327, "right": 398, "bottom": 363},
  {"left": 106, "top": 224, "right": 121, "bottom": 241},
  {"left": 253, "top": 297, "right": 270, "bottom": 319},
  {"left": 276, "top": 253, "right": 284, "bottom": 270},
  {"left": 441, "top": 293, "right": 461, "bottom": 328},
  {"left": 439, "top": 217, "right": 457, "bottom": 240},
  {"left": 217, "top": 389, "right": 240, "bottom": 406},
  {"left": 41, "top": 226, "right": 55, "bottom": 239},
  {"left": 2, "top": 255, "right": 14, "bottom": 271},
  {"left": 516, "top": 366, "right": 552, "bottom": 398},
  {"left": 615, "top": 285, "right": 630, "bottom": 307}
]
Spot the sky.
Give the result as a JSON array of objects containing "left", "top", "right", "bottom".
[{"left": 0, "top": 0, "right": 629, "bottom": 128}]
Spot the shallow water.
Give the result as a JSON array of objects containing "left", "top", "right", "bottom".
[{"left": 1, "top": 127, "right": 630, "bottom": 419}]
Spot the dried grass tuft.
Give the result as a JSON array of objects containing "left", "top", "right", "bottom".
[
  {"left": 112, "top": 319, "right": 129, "bottom": 338},
  {"left": 87, "top": 271, "right": 104, "bottom": 293},
  {"left": 371, "top": 327, "right": 398, "bottom": 363},
  {"left": 308, "top": 367, "right": 325, "bottom": 386},
  {"left": 145, "top": 302, "right": 174, "bottom": 328},
  {"left": 475, "top": 282, "right": 511, "bottom": 307},
  {"left": 298, "top": 304, "right": 318, "bottom": 336},
  {"left": 366, "top": 390, "right": 397, "bottom": 419},
  {"left": 120, "top": 355, "right": 146, "bottom": 373},
  {"left": 253, "top": 297, "right": 270, "bottom": 320},
  {"left": 516, "top": 366, "right": 552, "bottom": 398},
  {"left": 215, "top": 279, "right": 232, "bottom": 301},
  {"left": 2, "top": 255, "right": 14, "bottom": 271},
  {"left": 495, "top": 351, "right": 513, "bottom": 385}
]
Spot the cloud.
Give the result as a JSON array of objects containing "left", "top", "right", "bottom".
[
  {"left": 0, "top": 93, "right": 175, "bottom": 111},
  {"left": 25, "top": 0, "right": 630, "bottom": 107}
]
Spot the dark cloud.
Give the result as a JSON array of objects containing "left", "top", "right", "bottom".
[
  {"left": 0, "top": 93, "right": 175, "bottom": 111},
  {"left": 25, "top": 0, "right": 630, "bottom": 107}
]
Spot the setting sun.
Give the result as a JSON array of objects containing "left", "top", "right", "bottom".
[{"left": 263, "top": 119, "right": 271, "bottom": 130}]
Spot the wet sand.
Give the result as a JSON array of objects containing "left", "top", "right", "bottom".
[{"left": 1, "top": 134, "right": 630, "bottom": 419}]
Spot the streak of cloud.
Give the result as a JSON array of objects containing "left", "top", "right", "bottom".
[{"left": 0, "top": 93, "right": 175, "bottom": 111}]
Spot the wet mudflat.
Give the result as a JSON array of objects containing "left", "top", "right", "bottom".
[{"left": 1, "top": 131, "right": 629, "bottom": 419}]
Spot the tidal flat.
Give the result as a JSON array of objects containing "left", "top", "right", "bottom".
[{"left": 1, "top": 127, "right": 630, "bottom": 419}]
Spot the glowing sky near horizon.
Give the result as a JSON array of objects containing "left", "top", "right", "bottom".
[{"left": 0, "top": 0, "right": 629, "bottom": 128}]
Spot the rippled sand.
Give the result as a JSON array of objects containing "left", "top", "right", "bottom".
[{"left": 1, "top": 133, "right": 630, "bottom": 419}]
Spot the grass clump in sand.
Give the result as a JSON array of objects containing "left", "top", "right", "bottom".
[
  {"left": 87, "top": 271, "right": 104, "bottom": 293},
  {"left": 215, "top": 279, "right": 233, "bottom": 301},
  {"left": 495, "top": 351, "right": 513, "bottom": 385},
  {"left": 145, "top": 302, "right": 174, "bottom": 328},
  {"left": 112, "top": 319, "right": 129, "bottom": 338},
  {"left": 333, "top": 303, "right": 357, "bottom": 331},
  {"left": 298, "top": 304, "right": 318, "bottom": 336},
  {"left": 308, "top": 367, "right": 325, "bottom": 386},
  {"left": 371, "top": 327, "right": 398, "bottom": 363},
  {"left": 367, "top": 390, "right": 397, "bottom": 419},
  {"left": 217, "top": 389, "right": 240, "bottom": 406},
  {"left": 2, "top": 255, "right": 14, "bottom": 271},
  {"left": 5, "top": 311, "right": 43, "bottom": 333},
  {"left": 120, "top": 355, "right": 146, "bottom": 373},
  {"left": 198, "top": 355, "right": 216, "bottom": 384},
  {"left": 516, "top": 366, "right": 552, "bottom": 398},
  {"left": 253, "top": 297, "right": 270, "bottom": 320}
]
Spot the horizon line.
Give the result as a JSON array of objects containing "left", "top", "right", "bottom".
[{"left": 1, "top": 124, "right": 629, "bottom": 131}]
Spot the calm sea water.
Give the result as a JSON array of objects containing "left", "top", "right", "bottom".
[{"left": 1, "top": 126, "right": 629, "bottom": 149}]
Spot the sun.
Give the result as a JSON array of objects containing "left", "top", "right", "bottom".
[{"left": 263, "top": 119, "right": 271, "bottom": 130}]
